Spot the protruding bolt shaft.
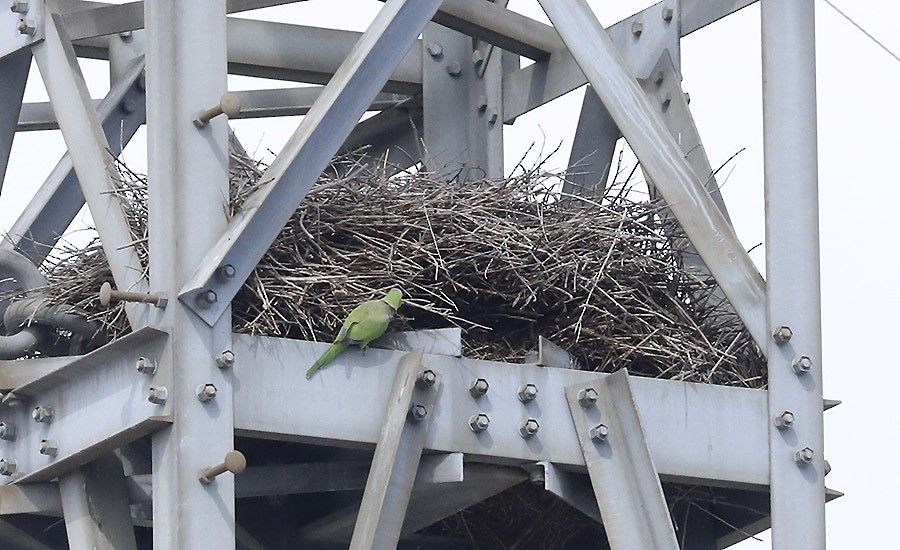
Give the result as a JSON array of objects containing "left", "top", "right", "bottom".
[
  {"left": 590, "top": 424, "right": 609, "bottom": 442},
  {"left": 517, "top": 384, "right": 538, "bottom": 403},
  {"left": 39, "top": 439, "right": 59, "bottom": 457},
  {"left": 662, "top": 92, "right": 672, "bottom": 112},
  {"left": 136, "top": 357, "right": 157, "bottom": 375},
  {"left": 469, "top": 413, "right": 490, "bottom": 432},
  {"left": 577, "top": 388, "right": 598, "bottom": 407},
  {"left": 519, "top": 418, "right": 540, "bottom": 438},
  {"left": 772, "top": 325, "right": 793, "bottom": 344},
  {"left": 794, "top": 446, "right": 814, "bottom": 465},
  {"left": 148, "top": 386, "right": 168, "bottom": 405},
  {"left": 0, "top": 423, "right": 16, "bottom": 441},
  {"left": 16, "top": 18, "right": 34, "bottom": 35},
  {"left": 199, "top": 450, "right": 247, "bottom": 484},
  {"left": 0, "top": 458, "right": 17, "bottom": 476},
  {"left": 792, "top": 355, "right": 812, "bottom": 374},
  {"left": 469, "top": 378, "right": 489, "bottom": 398},
  {"left": 774, "top": 410, "right": 795, "bottom": 429},
  {"left": 196, "top": 384, "right": 218, "bottom": 402},
  {"left": 408, "top": 403, "right": 428, "bottom": 422},
  {"left": 472, "top": 49, "right": 484, "bottom": 66},
  {"left": 215, "top": 349, "right": 235, "bottom": 369},
  {"left": 487, "top": 109, "right": 499, "bottom": 125},
  {"left": 32, "top": 406, "right": 53, "bottom": 424},
  {"left": 416, "top": 370, "right": 436, "bottom": 388},
  {"left": 194, "top": 92, "right": 242, "bottom": 128},
  {"left": 655, "top": 70, "right": 665, "bottom": 85},
  {"left": 100, "top": 282, "right": 167, "bottom": 308}
]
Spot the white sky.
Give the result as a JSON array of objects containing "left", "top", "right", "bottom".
[{"left": 3, "top": 1, "right": 899, "bottom": 548}]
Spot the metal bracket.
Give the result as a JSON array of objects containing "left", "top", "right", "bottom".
[
  {"left": 0, "top": 0, "right": 44, "bottom": 60},
  {"left": 564, "top": 369, "right": 678, "bottom": 550}
]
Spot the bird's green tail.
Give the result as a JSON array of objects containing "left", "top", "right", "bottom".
[{"left": 306, "top": 342, "right": 349, "bottom": 379}]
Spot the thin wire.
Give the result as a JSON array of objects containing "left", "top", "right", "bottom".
[{"left": 819, "top": 0, "right": 900, "bottom": 64}]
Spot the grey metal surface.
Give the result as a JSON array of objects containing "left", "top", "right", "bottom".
[
  {"left": 564, "top": 370, "right": 678, "bottom": 549},
  {"left": 532, "top": 461, "right": 600, "bottom": 523},
  {"left": 0, "top": 0, "right": 44, "bottom": 60},
  {"left": 761, "top": 0, "right": 826, "bottom": 547},
  {"left": 59, "top": 454, "right": 136, "bottom": 550},
  {"left": 536, "top": 0, "right": 768, "bottom": 350},
  {"left": 31, "top": 13, "right": 148, "bottom": 326},
  {"left": 349, "top": 348, "right": 438, "bottom": 550},
  {"left": 1, "top": 56, "right": 145, "bottom": 265},
  {"left": 233, "top": 334, "right": 769, "bottom": 487},
  {"left": 564, "top": 86, "right": 619, "bottom": 195},
  {"left": 0, "top": 49, "right": 30, "bottom": 194},
  {"left": 0, "top": 483, "right": 62, "bottom": 515},
  {"left": 178, "top": 0, "right": 443, "bottom": 327},
  {"left": 682, "top": 0, "right": 759, "bottom": 35},
  {"left": 374, "top": 328, "right": 462, "bottom": 357}
]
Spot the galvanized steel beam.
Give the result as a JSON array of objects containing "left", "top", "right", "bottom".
[
  {"left": 564, "top": 86, "right": 618, "bottom": 195},
  {"left": 531, "top": 461, "right": 601, "bottom": 523},
  {"left": 565, "top": 370, "right": 678, "bottom": 550},
  {"left": 177, "top": 0, "right": 444, "bottom": 327},
  {"left": 0, "top": 49, "right": 30, "bottom": 194},
  {"left": 761, "top": 0, "right": 826, "bottom": 547}
]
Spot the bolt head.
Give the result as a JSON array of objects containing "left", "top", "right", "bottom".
[
  {"left": 16, "top": 18, "right": 35, "bottom": 36},
  {"left": 416, "top": 369, "right": 437, "bottom": 388},
  {"left": 824, "top": 459, "right": 832, "bottom": 476},
  {"left": 197, "top": 289, "right": 218, "bottom": 308},
  {"left": 446, "top": 61, "right": 462, "bottom": 77},
  {"left": 631, "top": 21, "right": 643, "bottom": 36},
  {"left": 32, "top": 406, "right": 53, "bottom": 424},
  {"left": 487, "top": 109, "right": 498, "bottom": 125},
  {"left": 427, "top": 42, "right": 443, "bottom": 58},
  {"left": 477, "top": 95, "right": 488, "bottom": 113},
  {"left": 148, "top": 386, "right": 168, "bottom": 405},
  {"left": 655, "top": 70, "right": 665, "bottom": 85},
  {"left": 774, "top": 410, "right": 795, "bottom": 429},
  {"left": 469, "top": 378, "right": 489, "bottom": 398},
  {"left": 794, "top": 446, "right": 814, "bottom": 465},
  {"left": 39, "top": 439, "right": 58, "bottom": 457},
  {"left": 519, "top": 418, "right": 540, "bottom": 438},
  {"left": 196, "top": 384, "right": 218, "bottom": 402},
  {"left": 10, "top": 1, "right": 28, "bottom": 14},
  {"left": 136, "top": 356, "right": 157, "bottom": 375},
  {"left": 661, "top": 92, "right": 672, "bottom": 111},
  {"left": 0, "top": 423, "right": 15, "bottom": 441},
  {"left": 517, "top": 384, "right": 538, "bottom": 402},
  {"left": 577, "top": 387, "right": 598, "bottom": 407},
  {"left": 216, "top": 264, "right": 236, "bottom": 281},
  {"left": 408, "top": 403, "right": 428, "bottom": 422},
  {"left": 0, "top": 458, "right": 17, "bottom": 476},
  {"left": 472, "top": 49, "right": 484, "bottom": 66},
  {"left": 772, "top": 325, "right": 793, "bottom": 344},
  {"left": 216, "top": 349, "right": 236, "bottom": 369},
  {"left": 792, "top": 355, "right": 812, "bottom": 374},
  {"left": 469, "top": 413, "right": 490, "bottom": 432},
  {"left": 662, "top": 6, "right": 674, "bottom": 22},
  {"left": 590, "top": 424, "right": 609, "bottom": 442}
]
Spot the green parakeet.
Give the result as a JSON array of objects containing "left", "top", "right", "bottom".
[{"left": 306, "top": 288, "right": 403, "bottom": 379}]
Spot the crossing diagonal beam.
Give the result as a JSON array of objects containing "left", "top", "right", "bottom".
[
  {"left": 536, "top": 0, "right": 768, "bottom": 348},
  {"left": 0, "top": 49, "right": 30, "bottom": 195},
  {"left": 177, "top": 0, "right": 444, "bottom": 326},
  {"left": 565, "top": 370, "right": 678, "bottom": 550},
  {"left": 31, "top": 14, "right": 149, "bottom": 325}
]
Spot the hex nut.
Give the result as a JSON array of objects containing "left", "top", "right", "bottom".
[
  {"left": 631, "top": 21, "right": 643, "bottom": 36},
  {"left": 772, "top": 325, "right": 793, "bottom": 344},
  {"left": 408, "top": 403, "right": 428, "bottom": 422},
  {"left": 32, "top": 406, "right": 53, "bottom": 424},
  {"left": 469, "top": 378, "right": 489, "bottom": 398},
  {"left": 472, "top": 49, "right": 484, "bottom": 66},
  {"left": 794, "top": 446, "right": 814, "bottom": 465},
  {"left": 216, "top": 264, "right": 236, "bottom": 281},
  {"left": 136, "top": 356, "right": 158, "bottom": 375},
  {"left": 577, "top": 387, "right": 598, "bottom": 407},
  {"left": 0, "top": 423, "right": 16, "bottom": 441},
  {"left": 589, "top": 424, "right": 609, "bottom": 442},
  {"left": 39, "top": 439, "right": 58, "bottom": 457},
  {"left": 0, "top": 458, "right": 16, "bottom": 476},
  {"left": 416, "top": 369, "right": 437, "bottom": 388},
  {"left": 148, "top": 386, "right": 168, "bottom": 405},
  {"left": 10, "top": 1, "right": 29, "bottom": 14},
  {"left": 446, "top": 61, "right": 462, "bottom": 76},
  {"left": 487, "top": 109, "right": 499, "bottom": 125},
  {"left": 196, "top": 289, "right": 218, "bottom": 308},
  {"left": 792, "top": 355, "right": 812, "bottom": 374},
  {"left": 519, "top": 418, "right": 540, "bottom": 438},
  {"left": 774, "top": 410, "right": 795, "bottom": 429},
  {"left": 469, "top": 413, "right": 490, "bottom": 432},
  {"left": 197, "top": 384, "right": 218, "bottom": 402},
  {"left": 216, "top": 349, "right": 236, "bottom": 369},
  {"left": 426, "top": 42, "right": 443, "bottom": 58},
  {"left": 517, "top": 383, "right": 538, "bottom": 403},
  {"left": 17, "top": 18, "right": 35, "bottom": 36},
  {"left": 662, "top": 6, "right": 674, "bottom": 22}
]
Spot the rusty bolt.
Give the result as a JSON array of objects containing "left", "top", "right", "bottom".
[
  {"left": 446, "top": 61, "right": 462, "bottom": 77},
  {"left": 794, "top": 446, "right": 814, "bottom": 465},
  {"left": 517, "top": 383, "right": 538, "bottom": 403},
  {"left": 136, "top": 356, "right": 157, "bottom": 375},
  {"left": 519, "top": 418, "right": 540, "bottom": 438},
  {"left": 148, "top": 386, "right": 168, "bottom": 405},
  {"left": 577, "top": 387, "right": 598, "bottom": 407},
  {"left": 0, "top": 423, "right": 16, "bottom": 441},
  {"left": 590, "top": 424, "right": 609, "bottom": 442},
  {"left": 215, "top": 349, "right": 235, "bottom": 370},
  {"left": 774, "top": 410, "right": 795, "bottom": 429},
  {"left": 792, "top": 355, "right": 812, "bottom": 375},
  {"left": 772, "top": 325, "right": 793, "bottom": 344},
  {"left": 17, "top": 18, "right": 35, "bottom": 36},
  {"left": 469, "top": 413, "right": 490, "bottom": 432},
  {"left": 631, "top": 21, "right": 643, "bottom": 36},
  {"left": 469, "top": 378, "right": 489, "bottom": 398},
  {"left": 408, "top": 403, "right": 428, "bottom": 422},
  {"left": 662, "top": 6, "right": 674, "bottom": 23},
  {"left": 39, "top": 439, "right": 58, "bottom": 457},
  {"left": 196, "top": 384, "right": 218, "bottom": 402},
  {"left": 0, "top": 458, "right": 16, "bottom": 476},
  {"left": 426, "top": 42, "right": 443, "bottom": 58},
  {"left": 416, "top": 370, "right": 437, "bottom": 388},
  {"left": 32, "top": 406, "right": 53, "bottom": 424},
  {"left": 10, "top": 1, "right": 29, "bottom": 14}
]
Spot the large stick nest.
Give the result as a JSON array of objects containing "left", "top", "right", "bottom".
[{"left": 38, "top": 149, "right": 764, "bottom": 387}]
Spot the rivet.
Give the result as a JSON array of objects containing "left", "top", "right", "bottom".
[{"left": 120, "top": 98, "right": 137, "bottom": 114}]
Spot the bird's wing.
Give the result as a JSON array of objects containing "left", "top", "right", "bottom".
[{"left": 346, "top": 301, "right": 394, "bottom": 346}]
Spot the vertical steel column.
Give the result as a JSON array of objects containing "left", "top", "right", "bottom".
[
  {"left": 761, "top": 1, "right": 825, "bottom": 548},
  {"left": 0, "top": 49, "right": 30, "bottom": 194},
  {"left": 144, "top": 2, "right": 235, "bottom": 549}
]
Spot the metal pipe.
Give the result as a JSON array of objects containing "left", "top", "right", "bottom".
[{"left": 761, "top": 1, "right": 826, "bottom": 547}]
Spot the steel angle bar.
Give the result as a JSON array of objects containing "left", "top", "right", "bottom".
[
  {"left": 682, "top": 0, "right": 759, "bottom": 35},
  {"left": 0, "top": 483, "right": 62, "bottom": 515},
  {"left": 340, "top": 95, "right": 424, "bottom": 175},
  {"left": 59, "top": 454, "right": 137, "bottom": 550},
  {"left": 563, "top": 87, "right": 619, "bottom": 195},
  {"left": 233, "top": 334, "right": 769, "bottom": 487},
  {"left": 178, "top": 0, "right": 443, "bottom": 327},
  {"left": 31, "top": 15, "right": 148, "bottom": 325},
  {"left": 762, "top": 1, "right": 826, "bottom": 548},
  {"left": 2, "top": 56, "right": 146, "bottom": 266},
  {"left": 530, "top": 461, "right": 600, "bottom": 523},
  {"left": 0, "top": 357, "right": 79, "bottom": 392},
  {"left": 537, "top": 0, "right": 768, "bottom": 349},
  {"left": 349, "top": 348, "right": 439, "bottom": 550},
  {"left": 233, "top": 88, "right": 405, "bottom": 120},
  {"left": 0, "top": 49, "right": 30, "bottom": 194},
  {"left": 564, "top": 370, "right": 678, "bottom": 550}
]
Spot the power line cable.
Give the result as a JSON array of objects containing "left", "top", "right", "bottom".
[{"left": 819, "top": 0, "right": 900, "bottom": 64}]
